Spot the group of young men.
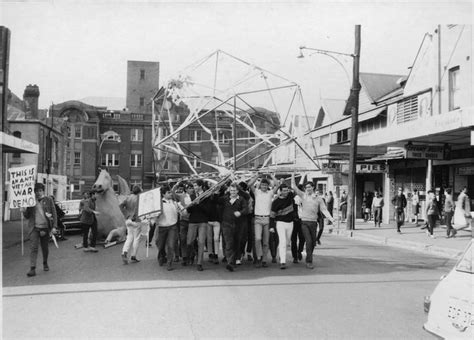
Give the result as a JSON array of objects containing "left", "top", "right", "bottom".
[{"left": 131, "top": 173, "right": 336, "bottom": 272}]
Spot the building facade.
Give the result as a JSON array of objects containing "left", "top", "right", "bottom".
[{"left": 304, "top": 25, "right": 473, "bottom": 223}]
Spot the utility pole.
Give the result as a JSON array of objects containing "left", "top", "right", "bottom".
[{"left": 346, "top": 25, "right": 361, "bottom": 231}]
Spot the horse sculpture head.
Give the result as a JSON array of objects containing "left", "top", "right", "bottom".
[{"left": 92, "top": 169, "right": 113, "bottom": 194}]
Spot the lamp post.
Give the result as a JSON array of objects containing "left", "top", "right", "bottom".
[{"left": 298, "top": 25, "right": 361, "bottom": 231}]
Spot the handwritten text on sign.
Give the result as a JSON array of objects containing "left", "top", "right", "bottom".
[{"left": 8, "top": 165, "right": 37, "bottom": 208}]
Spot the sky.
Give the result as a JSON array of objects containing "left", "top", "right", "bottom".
[{"left": 2, "top": 0, "right": 472, "bottom": 116}]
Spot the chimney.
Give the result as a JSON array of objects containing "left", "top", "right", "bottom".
[{"left": 23, "top": 84, "right": 40, "bottom": 119}]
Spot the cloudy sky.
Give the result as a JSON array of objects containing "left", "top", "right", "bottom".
[{"left": 2, "top": 0, "right": 472, "bottom": 115}]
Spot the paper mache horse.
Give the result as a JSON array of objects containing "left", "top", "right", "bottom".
[{"left": 91, "top": 169, "right": 132, "bottom": 244}]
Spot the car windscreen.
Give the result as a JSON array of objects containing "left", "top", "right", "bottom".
[{"left": 455, "top": 241, "right": 473, "bottom": 274}]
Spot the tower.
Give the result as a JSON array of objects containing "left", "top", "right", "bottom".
[{"left": 126, "top": 60, "right": 160, "bottom": 113}]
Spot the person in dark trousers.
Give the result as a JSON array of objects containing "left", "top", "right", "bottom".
[
  {"left": 291, "top": 184, "right": 305, "bottom": 263},
  {"left": 219, "top": 183, "right": 246, "bottom": 272},
  {"left": 80, "top": 191, "right": 99, "bottom": 252},
  {"left": 51, "top": 196, "right": 67, "bottom": 241},
  {"left": 21, "top": 183, "right": 58, "bottom": 277},
  {"left": 444, "top": 188, "right": 456, "bottom": 238},
  {"left": 391, "top": 187, "right": 407, "bottom": 234},
  {"left": 371, "top": 191, "right": 384, "bottom": 228},
  {"left": 326, "top": 191, "right": 334, "bottom": 225},
  {"left": 339, "top": 191, "right": 348, "bottom": 222},
  {"left": 426, "top": 190, "right": 440, "bottom": 238},
  {"left": 186, "top": 179, "right": 212, "bottom": 271},
  {"left": 235, "top": 182, "right": 251, "bottom": 265}
]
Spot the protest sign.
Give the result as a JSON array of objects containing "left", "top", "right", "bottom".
[
  {"left": 137, "top": 188, "right": 162, "bottom": 218},
  {"left": 8, "top": 165, "right": 37, "bottom": 208}
]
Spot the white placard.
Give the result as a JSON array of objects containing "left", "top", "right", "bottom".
[
  {"left": 8, "top": 165, "right": 37, "bottom": 208},
  {"left": 137, "top": 188, "right": 162, "bottom": 218}
]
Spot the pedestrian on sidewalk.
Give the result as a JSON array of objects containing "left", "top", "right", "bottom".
[
  {"left": 411, "top": 189, "right": 420, "bottom": 225},
  {"left": 453, "top": 186, "right": 472, "bottom": 230},
  {"left": 80, "top": 191, "right": 99, "bottom": 253},
  {"left": 444, "top": 188, "right": 456, "bottom": 238},
  {"left": 371, "top": 191, "right": 384, "bottom": 228},
  {"left": 21, "top": 183, "right": 58, "bottom": 277},
  {"left": 426, "top": 190, "right": 441, "bottom": 239},
  {"left": 339, "top": 191, "right": 347, "bottom": 222},
  {"left": 326, "top": 191, "right": 334, "bottom": 225},
  {"left": 391, "top": 187, "right": 407, "bottom": 234}
]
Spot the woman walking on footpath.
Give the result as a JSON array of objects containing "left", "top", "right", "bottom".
[{"left": 425, "top": 190, "right": 441, "bottom": 239}]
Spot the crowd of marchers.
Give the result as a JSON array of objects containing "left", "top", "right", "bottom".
[{"left": 119, "top": 172, "right": 336, "bottom": 272}]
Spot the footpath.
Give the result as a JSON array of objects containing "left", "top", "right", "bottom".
[
  {"left": 2, "top": 218, "right": 472, "bottom": 259},
  {"left": 330, "top": 219, "right": 472, "bottom": 259}
]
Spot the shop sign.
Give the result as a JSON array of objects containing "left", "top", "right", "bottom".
[
  {"left": 405, "top": 144, "right": 445, "bottom": 160},
  {"left": 322, "top": 162, "right": 342, "bottom": 173},
  {"left": 356, "top": 163, "right": 388, "bottom": 173},
  {"left": 457, "top": 166, "right": 474, "bottom": 176}
]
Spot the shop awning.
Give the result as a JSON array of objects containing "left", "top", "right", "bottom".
[
  {"left": 366, "top": 147, "right": 406, "bottom": 161},
  {"left": 328, "top": 144, "right": 387, "bottom": 160},
  {"left": 0, "top": 132, "right": 39, "bottom": 154}
]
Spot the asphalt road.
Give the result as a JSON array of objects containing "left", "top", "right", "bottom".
[{"left": 3, "top": 233, "right": 454, "bottom": 339}]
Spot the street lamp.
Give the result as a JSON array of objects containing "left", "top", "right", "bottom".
[{"left": 298, "top": 25, "right": 361, "bottom": 231}]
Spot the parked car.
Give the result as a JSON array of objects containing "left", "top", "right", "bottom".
[
  {"left": 423, "top": 239, "right": 473, "bottom": 339},
  {"left": 58, "top": 200, "right": 82, "bottom": 232}
]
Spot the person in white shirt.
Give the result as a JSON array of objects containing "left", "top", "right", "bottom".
[
  {"left": 371, "top": 191, "right": 384, "bottom": 228},
  {"left": 153, "top": 186, "right": 181, "bottom": 271},
  {"left": 120, "top": 185, "right": 142, "bottom": 264},
  {"left": 248, "top": 174, "right": 279, "bottom": 268}
]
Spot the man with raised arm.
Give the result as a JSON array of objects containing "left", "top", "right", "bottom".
[
  {"left": 248, "top": 173, "right": 279, "bottom": 268},
  {"left": 291, "top": 173, "right": 335, "bottom": 269}
]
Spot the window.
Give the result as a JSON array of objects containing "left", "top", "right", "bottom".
[
  {"left": 193, "top": 130, "right": 202, "bottom": 141},
  {"left": 336, "top": 129, "right": 349, "bottom": 143},
  {"left": 193, "top": 159, "right": 201, "bottom": 168},
  {"left": 139, "top": 97, "right": 145, "bottom": 107},
  {"left": 163, "top": 160, "right": 169, "bottom": 170},
  {"left": 102, "top": 153, "right": 119, "bottom": 167},
  {"left": 219, "top": 132, "right": 229, "bottom": 144},
  {"left": 449, "top": 66, "right": 460, "bottom": 110},
  {"left": 130, "top": 153, "right": 142, "bottom": 167},
  {"left": 67, "top": 126, "right": 71, "bottom": 138},
  {"left": 74, "top": 152, "right": 81, "bottom": 165},
  {"left": 75, "top": 126, "right": 82, "bottom": 139},
  {"left": 131, "top": 129, "right": 143, "bottom": 142},
  {"left": 66, "top": 152, "right": 71, "bottom": 165},
  {"left": 140, "top": 69, "right": 145, "bottom": 80}
]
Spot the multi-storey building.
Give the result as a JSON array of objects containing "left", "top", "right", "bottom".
[{"left": 305, "top": 25, "right": 473, "bottom": 223}]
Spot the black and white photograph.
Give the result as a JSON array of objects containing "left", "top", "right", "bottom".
[{"left": 1, "top": 0, "right": 473, "bottom": 339}]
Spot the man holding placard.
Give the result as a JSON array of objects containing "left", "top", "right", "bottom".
[{"left": 21, "top": 183, "right": 58, "bottom": 277}]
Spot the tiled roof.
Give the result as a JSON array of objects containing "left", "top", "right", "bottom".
[{"left": 360, "top": 72, "right": 406, "bottom": 102}]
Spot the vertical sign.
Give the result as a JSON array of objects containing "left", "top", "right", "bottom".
[{"left": 8, "top": 165, "right": 37, "bottom": 208}]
